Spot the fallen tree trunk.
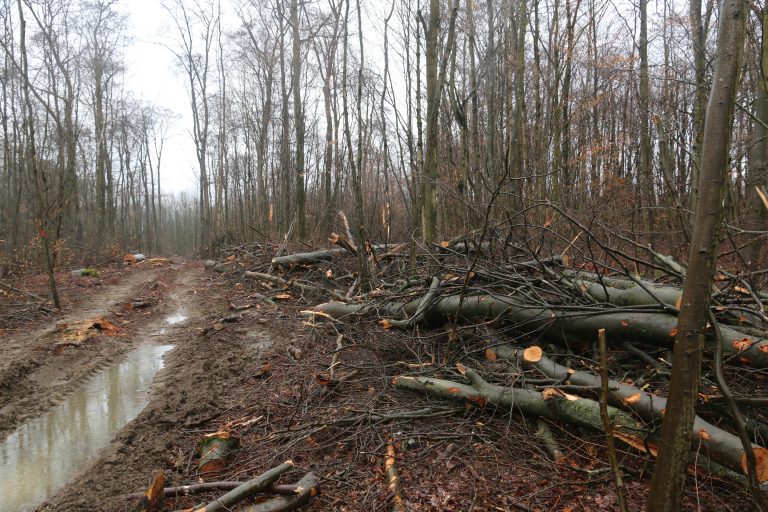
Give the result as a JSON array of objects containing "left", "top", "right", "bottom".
[
  {"left": 312, "top": 293, "right": 768, "bottom": 367},
  {"left": 573, "top": 280, "right": 681, "bottom": 309},
  {"left": 564, "top": 270, "right": 765, "bottom": 326},
  {"left": 271, "top": 244, "right": 392, "bottom": 267},
  {"left": 245, "top": 271, "right": 349, "bottom": 302},
  {"left": 508, "top": 345, "right": 768, "bottom": 482},
  {"left": 394, "top": 365, "right": 750, "bottom": 482},
  {"left": 271, "top": 248, "right": 348, "bottom": 266},
  {"left": 127, "top": 482, "right": 299, "bottom": 501},
  {"left": 393, "top": 365, "right": 651, "bottom": 441}
]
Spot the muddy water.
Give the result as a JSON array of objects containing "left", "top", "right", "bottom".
[{"left": 0, "top": 345, "right": 173, "bottom": 512}]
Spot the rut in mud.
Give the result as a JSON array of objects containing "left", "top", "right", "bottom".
[
  {"left": 29, "top": 262, "right": 274, "bottom": 512},
  {"left": 0, "top": 265, "right": 166, "bottom": 438},
  {"left": 0, "top": 261, "right": 273, "bottom": 512}
]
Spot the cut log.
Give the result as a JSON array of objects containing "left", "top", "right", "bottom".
[
  {"left": 199, "top": 431, "right": 239, "bottom": 476},
  {"left": 124, "top": 253, "right": 146, "bottom": 265},
  {"left": 271, "top": 244, "right": 390, "bottom": 266},
  {"left": 271, "top": 248, "right": 347, "bottom": 266},
  {"left": 572, "top": 280, "right": 681, "bottom": 308},
  {"left": 241, "top": 472, "right": 320, "bottom": 512},
  {"left": 180, "top": 461, "right": 294, "bottom": 512},
  {"left": 312, "top": 293, "right": 768, "bottom": 367},
  {"left": 516, "top": 345, "right": 768, "bottom": 481},
  {"left": 393, "top": 365, "right": 653, "bottom": 447},
  {"left": 127, "top": 482, "right": 299, "bottom": 501},
  {"left": 124, "top": 301, "right": 151, "bottom": 312},
  {"left": 393, "top": 365, "right": 756, "bottom": 483}
]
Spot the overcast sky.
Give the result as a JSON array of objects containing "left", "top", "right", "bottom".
[
  {"left": 119, "top": 0, "right": 395, "bottom": 196},
  {"left": 121, "top": 0, "right": 198, "bottom": 193}
]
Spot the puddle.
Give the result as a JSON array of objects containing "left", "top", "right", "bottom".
[
  {"left": 165, "top": 313, "right": 188, "bottom": 325},
  {"left": 0, "top": 344, "right": 173, "bottom": 512}
]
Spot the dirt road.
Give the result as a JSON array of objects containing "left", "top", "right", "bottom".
[
  {"left": 0, "top": 264, "right": 167, "bottom": 438},
  {"left": 1, "top": 257, "right": 753, "bottom": 512},
  {"left": 0, "top": 261, "right": 271, "bottom": 511}
]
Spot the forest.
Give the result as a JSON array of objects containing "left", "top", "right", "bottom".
[{"left": 0, "top": 0, "right": 768, "bottom": 510}]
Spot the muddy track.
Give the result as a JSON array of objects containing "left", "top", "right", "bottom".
[
  {"left": 0, "top": 264, "right": 176, "bottom": 440},
  {"left": 35, "top": 262, "right": 273, "bottom": 512}
]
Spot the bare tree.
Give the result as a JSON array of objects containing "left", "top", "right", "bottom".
[
  {"left": 164, "top": 0, "right": 218, "bottom": 254},
  {"left": 647, "top": 0, "right": 748, "bottom": 509}
]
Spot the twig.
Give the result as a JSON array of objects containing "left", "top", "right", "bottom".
[
  {"left": 177, "top": 461, "right": 294, "bottom": 512},
  {"left": 385, "top": 442, "right": 406, "bottom": 512},
  {"left": 244, "top": 271, "right": 349, "bottom": 302},
  {"left": 0, "top": 280, "right": 48, "bottom": 302},
  {"left": 329, "top": 334, "right": 343, "bottom": 381},
  {"left": 709, "top": 311, "right": 768, "bottom": 511}
]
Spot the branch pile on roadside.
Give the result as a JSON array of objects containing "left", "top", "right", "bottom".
[{"left": 202, "top": 212, "right": 768, "bottom": 505}]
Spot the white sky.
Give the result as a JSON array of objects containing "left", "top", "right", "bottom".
[
  {"left": 121, "top": 0, "right": 198, "bottom": 193},
  {"left": 119, "top": 0, "right": 395, "bottom": 195}
]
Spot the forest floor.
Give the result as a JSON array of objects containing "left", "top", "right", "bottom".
[{"left": 0, "top": 257, "right": 760, "bottom": 511}]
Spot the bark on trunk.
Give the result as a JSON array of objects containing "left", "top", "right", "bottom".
[
  {"left": 648, "top": 0, "right": 748, "bottom": 508},
  {"left": 312, "top": 294, "right": 768, "bottom": 367}
]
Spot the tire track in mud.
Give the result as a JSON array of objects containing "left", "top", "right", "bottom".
[
  {"left": 0, "top": 264, "right": 171, "bottom": 439},
  {"left": 37, "top": 261, "right": 273, "bottom": 512}
]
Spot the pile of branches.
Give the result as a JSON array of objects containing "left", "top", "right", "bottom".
[{"left": 209, "top": 211, "right": 768, "bottom": 506}]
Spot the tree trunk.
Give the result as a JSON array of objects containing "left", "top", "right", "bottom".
[
  {"left": 422, "top": 0, "right": 440, "bottom": 241},
  {"left": 291, "top": 0, "right": 305, "bottom": 240},
  {"left": 744, "top": 4, "right": 768, "bottom": 272},
  {"left": 312, "top": 293, "right": 768, "bottom": 367},
  {"left": 647, "top": 1, "right": 748, "bottom": 509}
]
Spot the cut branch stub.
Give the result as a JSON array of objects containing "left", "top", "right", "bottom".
[
  {"left": 522, "top": 346, "right": 543, "bottom": 364},
  {"left": 199, "top": 431, "right": 239, "bottom": 476}
]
